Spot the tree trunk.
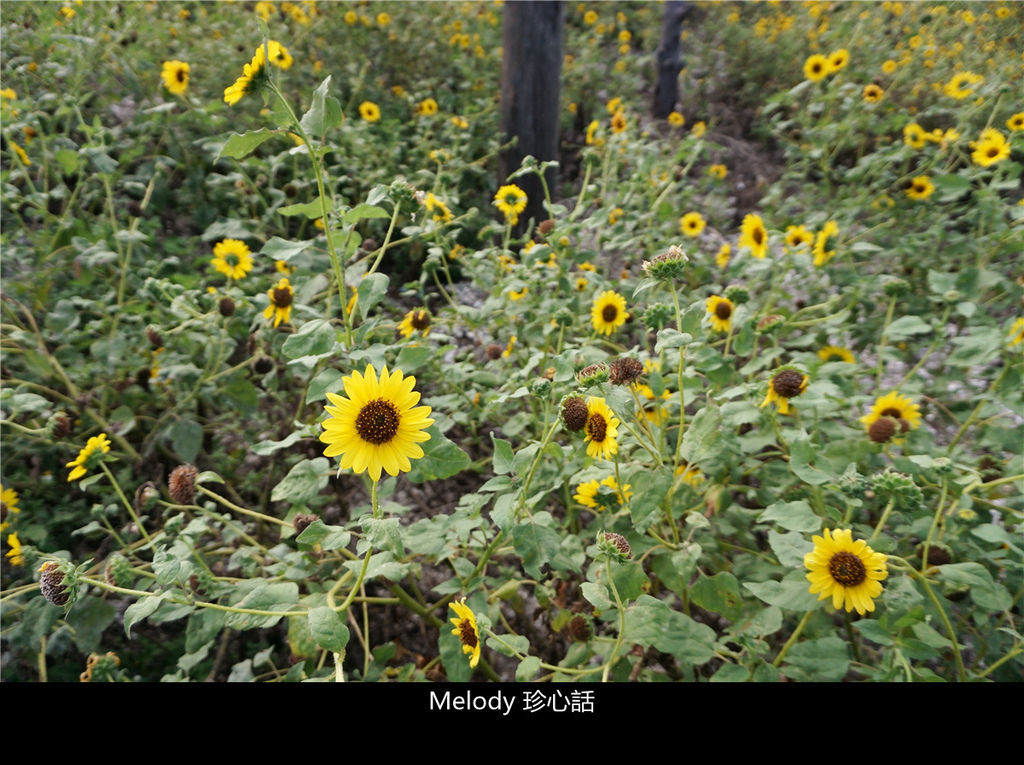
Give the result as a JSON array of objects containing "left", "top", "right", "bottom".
[
  {"left": 653, "top": 1, "right": 691, "bottom": 118},
  {"left": 499, "top": 1, "right": 566, "bottom": 229}
]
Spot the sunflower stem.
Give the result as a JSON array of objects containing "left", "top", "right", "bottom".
[
  {"left": 945, "top": 363, "right": 1010, "bottom": 454},
  {"left": 601, "top": 554, "right": 628, "bottom": 683},
  {"left": 874, "top": 295, "right": 897, "bottom": 389},
  {"left": 772, "top": 610, "right": 812, "bottom": 668},
  {"left": 868, "top": 496, "right": 896, "bottom": 542},
  {"left": 894, "top": 559, "right": 967, "bottom": 682},
  {"left": 919, "top": 479, "right": 949, "bottom": 575},
  {"left": 516, "top": 420, "right": 559, "bottom": 519},
  {"left": 100, "top": 462, "right": 153, "bottom": 547},
  {"left": 197, "top": 485, "right": 291, "bottom": 528}
]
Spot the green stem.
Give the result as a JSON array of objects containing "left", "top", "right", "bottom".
[
  {"left": 868, "top": 497, "right": 896, "bottom": 542},
  {"left": 875, "top": 295, "right": 897, "bottom": 389},
  {"left": 919, "top": 480, "right": 948, "bottom": 575},
  {"left": 773, "top": 610, "right": 812, "bottom": 667},
  {"left": 197, "top": 485, "right": 291, "bottom": 528},
  {"left": 897, "top": 561, "right": 966, "bottom": 682},
  {"left": 601, "top": 554, "right": 628, "bottom": 683},
  {"left": 100, "top": 462, "right": 153, "bottom": 546}
]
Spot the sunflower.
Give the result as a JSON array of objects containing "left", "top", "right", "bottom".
[
  {"left": 591, "top": 290, "right": 628, "bottom": 335},
  {"left": 417, "top": 97, "right": 438, "bottom": 116},
  {"left": 422, "top": 192, "right": 452, "bottom": 223},
  {"left": 803, "top": 54, "right": 829, "bottom": 81},
  {"left": 223, "top": 45, "right": 268, "bottom": 106},
  {"left": 667, "top": 111, "right": 685, "bottom": 127},
  {"left": 508, "top": 287, "right": 528, "bottom": 301},
  {"left": 706, "top": 295, "right": 734, "bottom": 333},
  {"left": 449, "top": 598, "right": 481, "bottom": 668},
  {"left": 675, "top": 461, "right": 704, "bottom": 488},
  {"left": 860, "top": 391, "right": 922, "bottom": 437},
  {"left": 574, "top": 476, "right": 632, "bottom": 509},
  {"left": 906, "top": 176, "right": 934, "bottom": 200},
  {"left": 358, "top": 101, "right": 381, "bottom": 122},
  {"left": 715, "top": 243, "right": 731, "bottom": 268},
  {"left": 784, "top": 225, "right": 814, "bottom": 249},
  {"left": 5, "top": 532, "right": 24, "bottom": 567},
  {"left": 812, "top": 220, "right": 839, "bottom": 267},
  {"left": 266, "top": 40, "right": 293, "bottom": 70},
  {"left": 635, "top": 383, "right": 671, "bottom": 424},
  {"left": 583, "top": 397, "right": 620, "bottom": 460},
  {"left": 691, "top": 121, "right": 706, "bottom": 138},
  {"left": 903, "top": 122, "right": 927, "bottom": 149},
  {"left": 708, "top": 163, "right": 727, "bottom": 179},
  {"left": 1007, "top": 113, "right": 1024, "bottom": 132},
  {"left": 66, "top": 433, "right": 111, "bottom": 482},
  {"left": 493, "top": 184, "right": 528, "bottom": 225},
  {"left": 817, "top": 345, "right": 855, "bottom": 363},
  {"left": 212, "top": 239, "right": 253, "bottom": 280},
  {"left": 738, "top": 213, "right": 768, "bottom": 259},
  {"left": 862, "top": 84, "right": 883, "bottom": 103},
  {"left": 263, "top": 277, "right": 294, "bottom": 327},
  {"left": 679, "top": 211, "right": 706, "bottom": 237},
  {"left": 970, "top": 129, "right": 1010, "bottom": 167},
  {"left": 1009, "top": 317, "right": 1024, "bottom": 348},
  {"left": 610, "top": 110, "right": 627, "bottom": 134},
  {"left": 759, "top": 369, "right": 809, "bottom": 415},
  {"left": 398, "top": 309, "right": 431, "bottom": 338},
  {"left": 827, "top": 49, "right": 849, "bottom": 74},
  {"left": 161, "top": 60, "right": 190, "bottom": 95},
  {"left": 319, "top": 365, "right": 434, "bottom": 482},
  {"left": 805, "top": 528, "right": 888, "bottom": 615},
  {"left": 1, "top": 484, "right": 21, "bottom": 532},
  {"left": 943, "top": 71, "right": 982, "bottom": 100}
]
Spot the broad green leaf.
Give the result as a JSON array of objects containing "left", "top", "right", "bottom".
[
  {"left": 282, "top": 319, "right": 335, "bottom": 358},
  {"left": 123, "top": 594, "right": 165, "bottom": 638},
  {"left": 691, "top": 571, "right": 743, "bottom": 621},
  {"left": 759, "top": 500, "right": 821, "bottom": 533},
  {"left": 744, "top": 570, "right": 820, "bottom": 611},
  {"left": 788, "top": 437, "right": 833, "bottom": 486},
  {"left": 271, "top": 457, "right": 329, "bottom": 504},
  {"left": 296, "top": 520, "right": 351, "bottom": 551},
  {"left": 679, "top": 404, "right": 722, "bottom": 465},
  {"left": 168, "top": 417, "right": 203, "bottom": 463},
  {"left": 308, "top": 606, "right": 350, "bottom": 653},
  {"left": 780, "top": 636, "right": 850, "bottom": 682},
  {"left": 218, "top": 128, "right": 279, "bottom": 159},
  {"left": 357, "top": 272, "right": 389, "bottom": 319},
  {"left": 261, "top": 236, "right": 314, "bottom": 262},
  {"left": 580, "top": 581, "right": 613, "bottom": 611},
  {"left": 225, "top": 582, "right": 300, "bottom": 630},
  {"left": 885, "top": 315, "right": 933, "bottom": 340},
  {"left": 512, "top": 522, "right": 564, "bottom": 579},
  {"left": 516, "top": 656, "right": 542, "bottom": 682},
  {"left": 768, "top": 529, "right": 812, "bottom": 567},
  {"left": 306, "top": 368, "right": 343, "bottom": 404},
  {"left": 405, "top": 426, "right": 471, "bottom": 483},
  {"left": 343, "top": 203, "right": 390, "bottom": 224},
  {"left": 278, "top": 196, "right": 327, "bottom": 219},
  {"left": 624, "top": 595, "right": 717, "bottom": 665},
  {"left": 491, "top": 433, "right": 515, "bottom": 475},
  {"left": 394, "top": 345, "right": 432, "bottom": 373},
  {"left": 627, "top": 469, "right": 672, "bottom": 533},
  {"left": 299, "top": 75, "right": 340, "bottom": 135}
]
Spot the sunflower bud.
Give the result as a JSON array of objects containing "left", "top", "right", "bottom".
[
  {"left": 104, "top": 552, "right": 135, "bottom": 588},
  {"left": 47, "top": 411, "right": 72, "bottom": 439},
  {"left": 219, "top": 296, "right": 236, "bottom": 317},
  {"left": 608, "top": 357, "right": 644, "bottom": 386},
  {"left": 566, "top": 613, "right": 594, "bottom": 642},
  {"left": 253, "top": 356, "right": 274, "bottom": 375},
  {"left": 529, "top": 377, "right": 552, "bottom": 396},
  {"left": 146, "top": 327, "right": 164, "bottom": 348},
  {"left": 868, "top": 416, "right": 898, "bottom": 443},
  {"left": 485, "top": 343, "right": 503, "bottom": 360},
  {"left": 724, "top": 285, "right": 751, "bottom": 305},
  {"left": 870, "top": 469, "right": 924, "bottom": 512},
  {"left": 599, "top": 531, "right": 631, "bottom": 561},
  {"left": 641, "top": 245, "right": 689, "bottom": 281},
  {"left": 538, "top": 218, "right": 556, "bottom": 236},
  {"left": 882, "top": 278, "right": 910, "bottom": 297},
  {"left": 39, "top": 561, "right": 71, "bottom": 607},
  {"left": 553, "top": 307, "right": 574, "bottom": 327},
  {"left": 916, "top": 542, "right": 952, "bottom": 566},
  {"left": 560, "top": 395, "right": 589, "bottom": 432},
  {"left": 168, "top": 464, "right": 198, "bottom": 505},
  {"left": 642, "top": 303, "right": 673, "bottom": 330},
  {"left": 576, "top": 362, "right": 609, "bottom": 387},
  {"left": 756, "top": 314, "right": 786, "bottom": 333}
]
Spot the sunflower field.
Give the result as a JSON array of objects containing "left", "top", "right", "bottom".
[{"left": 1, "top": 1, "right": 1022, "bottom": 685}]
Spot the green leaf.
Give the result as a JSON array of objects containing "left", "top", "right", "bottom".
[
  {"left": 679, "top": 404, "right": 722, "bottom": 465},
  {"left": 261, "top": 236, "right": 314, "bottom": 262},
  {"left": 580, "top": 581, "right": 613, "bottom": 610},
  {"left": 271, "top": 457, "right": 329, "bottom": 504},
  {"left": 516, "top": 655, "right": 542, "bottom": 682},
  {"left": 306, "top": 368, "right": 343, "bottom": 404},
  {"left": 169, "top": 418, "right": 203, "bottom": 463},
  {"left": 308, "top": 606, "right": 350, "bottom": 653},
  {"left": 186, "top": 609, "right": 226, "bottom": 654},
  {"left": 780, "top": 636, "right": 850, "bottom": 682},
  {"left": 225, "top": 582, "right": 300, "bottom": 630},
  {"left": 624, "top": 595, "right": 717, "bottom": 665},
  {"left": 768, "top": 529, "right": 812, "bottom": 567},
  {"left": 343, "top": 204, "right": 390, "bottom": 224},
  {"left": 759, "top": 500, "right": 821, "bottom": 533},
  {"left": 394, "top": 345, "right": 432, "bottom": 373},
  {"left": 627, "top": 469, "right": 672, "bottom": 533},
  {"left": 405, "top": 426, "right": 471, "bottom": 483},
  {"left": 123, "top": 594, "right": 165, "bottom": 638},
  {"left": 691, "top": 571, "right": 744, "bottom": 620},
  {"left": 357, "top": 272, "right": 390, "bottom": 319},
  {"left": 788, "top": 437, "right": 833, "bottom": 486},
  {"left": 611, "top": 561, "right": 650, "bottom": 603},
  {"left": 296, "top": 520, "right": 351, "bottom": 551},
  {"left": 343, "top": 551, "right": 409, "bottom": 582},
  {"left": 282, "top": 319, "right": 335, "bottom": 359},
  {"left": 744, "top": 570, "right": 820, "bottom": 611},
  {"left": 655, "top": 328, "right": 692, "bottom": 352},
  {"left": 278, "top": 196, "right": 327, "bottom": 219},
  {"left": 218, "top": 128, "right": 279, "bottom": 160},
  {"left": 490, "top": 633, "right": 529, "bottom": 658},
  {"left": 885, "top": 315, "right": 933, "bottom": 340},
  {"left": 299, "top": 75, "right": 339, "bottom": 135},
  {"left": 491, "top": 433, "right": 515, "bottom": 475},
  {"left": 360, "top": 517, "right": 404, "bottom": 557},
  {"left": 710, "top": 663, "right": 751, "bottom": 682},
  {"left": 512, "top": 522, "right": 564, "bottom": 579},
  {"left": 252, "top": 430, "right": 305, "bottom": 456},
  {"left": 932, "top": 173, "right": 971, "bottom": 201}
]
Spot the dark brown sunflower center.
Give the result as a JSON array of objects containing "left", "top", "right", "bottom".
[
  {"left": 586, "top": 413, "right": 607, "bottom": 443},
  {"left": 411, "top": 311, "right": 430, "bottom": 330},
  {"left": 753, "top": 228, "right": 764, "bottom": 245},
  {"left": 812, "top": 62, "right": 822, "bottom": 73},
  {"left": 272, "top": 287, "right": 293, "bottom": 307},
  {"left": 868, "top": 417, "right": 897, "bottom": 443},
  {"left": 828, "top": 551, "right": 867, "bottom": 587},
  {"left": 176, "top": 68, "right": 186, "bottom": 83},
  {"left": 715, "top": 301, "right": 732, "bottom": 320},
  {"left": 986, "top": 146, "right": 999, "bottom": 158},
  {"left": 458, "top": 619, "right": 478, "bottom": 648},
  {"left": 913, "top": 182, "right": 926, "bottom": 193},
  {"left": 772, "top": 370, "right": 805, "bottom": 398},
  {"left": 880, "top": 408, "right": 901, "bottom": 418},
  {"left": 602, "top": 304, "right": 619, "bottom": 322},
  {"left": 355, "top": 398, "right": 400, "bottom": 445}
]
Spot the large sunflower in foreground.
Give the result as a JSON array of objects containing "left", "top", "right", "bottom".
[
  {"left": 591, "top": 290, "right": 628, "bottom": 335},
  {"left": 449, "top": 598, "right": 481, "bottom": 668},
  {"left": 319, "top": 365, "right": 434, "bottom": 482},
  {"left": 859, "top": 390, "right": 921, "bottom": 435},
  {"left": 583, "top": 397, "right": 620, "bottom": 460},
  {"left": 805, "top": 528, "right": 888, "bottom": 615}
]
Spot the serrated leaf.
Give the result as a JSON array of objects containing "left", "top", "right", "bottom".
[
  {"left": 218, "top": 128, "right": 279, "bottom": 159},
  {"left": 624, "top": 595, "right": 716, "bottom": 665},
  {"left": 511, "top": 522, "right": 563, "bottom": 579},
  {"left": 780, "top": 636, "right": 849, "bottom": 682},
  {"left": 308, "top": 606, "right": 350, "bottom": 653},
  {"left": 124, "top": 594, "right": 165, "bottom": 638}
]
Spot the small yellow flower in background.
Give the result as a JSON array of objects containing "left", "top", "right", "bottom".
[
  {"left": 818, "top": 345, "right": 855, "bottom": 363},
  {"left": 1, "top": 485, "right": 21, "bottom": 532},
  {"left": 706, "top": 295, "right": 735, "bottom": 333},
  {"left": 675, "top": 461, "right": 704, "bottom": 488},
  {"left": 318, "top": 364, "right": 434, "bottom": 482},
  {"left": 161, "top": 60, "right": 190, "bottom": 95},
  {"left": 591, "top": 290, "right": 628, "bottom": 335},
  {"left": 8, "top": 140, "right": 30, "bottom": 166},
  {"left": 805, "top": 529, "right": 888, "bottom": 615},
  {"left": 906, "top": 176, "right": 934, "bottom": 200},
  {"left": 358, "top": 101, "right": 380, "bottom": 122},
  {"left": 943, "top": 71, "right": 982, "bottom": 100},
  {"left": 583, "top": 397, "right": 620, "bottom": 460},
  {"left": 608, "top": 207, "right": 624, "bottom": 224},
  {"left": 5, "top": 532, "right": 24, "bottom": 567},
  {"left": 784, "top": 225, "right": 814, "bottom": 249},
  {"left": 584, "top": 9, "right": 598, "bottom": 25},
  {"left": 574, "top": 476, "right": 632, "bottom": 508},
  {"left": 881, "top": 59, "right": 897, "bottom": 74},
  {"left": 422, "top": 192, "right": 453, "bottom": 223},
  {"left": 417, "top": 97, "right": 438, "bottom": 116},
  {"left": 739, "top": 213, "right": 768, "bottom": 258},
  {"left": 708, "top": 163, "right": 727, "bottom": 179},
  {"left": 668, "top": 111, "right": 685, "bottom": 127},
  {"left": 585, "top": 119, "right": 603, "bottom": 146},
  {"left": 760, "top": 369, "right": 809, "bottom": 415},
  {"left": 275, "top": 259, "right": 295, "bottom": 275},
  {"left": 450, "top": 115, "right": 469, "bottom": 129},
  {"left": 812, "top": 221, "right": 838, "bottom": 267},
  {"left": 377, "top": 12, "right": 391, "bottom": 26},
  {"left": 862, "top": 83, "right": 883, "bottom": 103},
  {"left": 827, "top": 48, "right": 849, "bottom": 73},
  {"left": 971, "top": 128, "right": 1011, "bottom": 167},
  {"left": 1007, "top": 113, "right": 1024, "bottom": 132},
  {"left": 508, "top": 287, "right": 528, "bottom": 301},
  {"left": 691, "top": 120, "right": 706, "bottom": 137},
  {"left": 254, "top": 1, "right": 275, "bottom": 21},
  {"left": 493, "top": 184, "right": 528, "bottom": 225},
  {"left": 804, "top": 53, "right": 829, "bottom": 81},
  {"left": 501, "top": 335, "right": 517, "bottom": 358},
  {"left": 344, "top": 10, "right": 357, "bottom": 24},
  {"left": 212, "top": 239, "right": 253, "bottom": 280},
  {"left": 679, "top": 211, "right": 706, "bottom": 237},
  {"left": 263, "top": 278, "right": 294, "bottom": 328},
  {"left": 860, "top": 390, "right": 922, "bottom": 436},
  {"left": 0, "top": 88, "right": 16, "bottom": 100},
  {"left": 903, "top": 122, "right": 927, "bottom": 149},
  {"left": 715, "top": 243, "right": 731, "bottom": 268},
  {"left": 59, "top": 6, "right": 76, "bottom": 19},
  {"left": 449, "top": 598, "right": 481, "bottom": 668},
  {"left": 66, "top": 433, "right": 111, "bottom": 482},
  {"left": 610, "top": 110, "right": 627, "bottom": 134},
  {"left": 1008, "top": 318, "right": 1024, "bottom": 351},
  {"left": 399, "top": 309, "right": 431, "bottom": 338},
  {"left": 266, "top": 40, "right": 293, "bottom": 70},
  {"left": 635, "top": 383, "right": 671, "bottom": 424},
  {"left": 605, "top": 96, "right": 622, "bottom": 114}
]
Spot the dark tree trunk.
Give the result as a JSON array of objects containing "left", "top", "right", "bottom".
[
  {"left": 499, "top": 1, "right": 566, "bottom": 229},
  {"left": 653, "top": 1, "right": 691, "bottom": 118}
]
